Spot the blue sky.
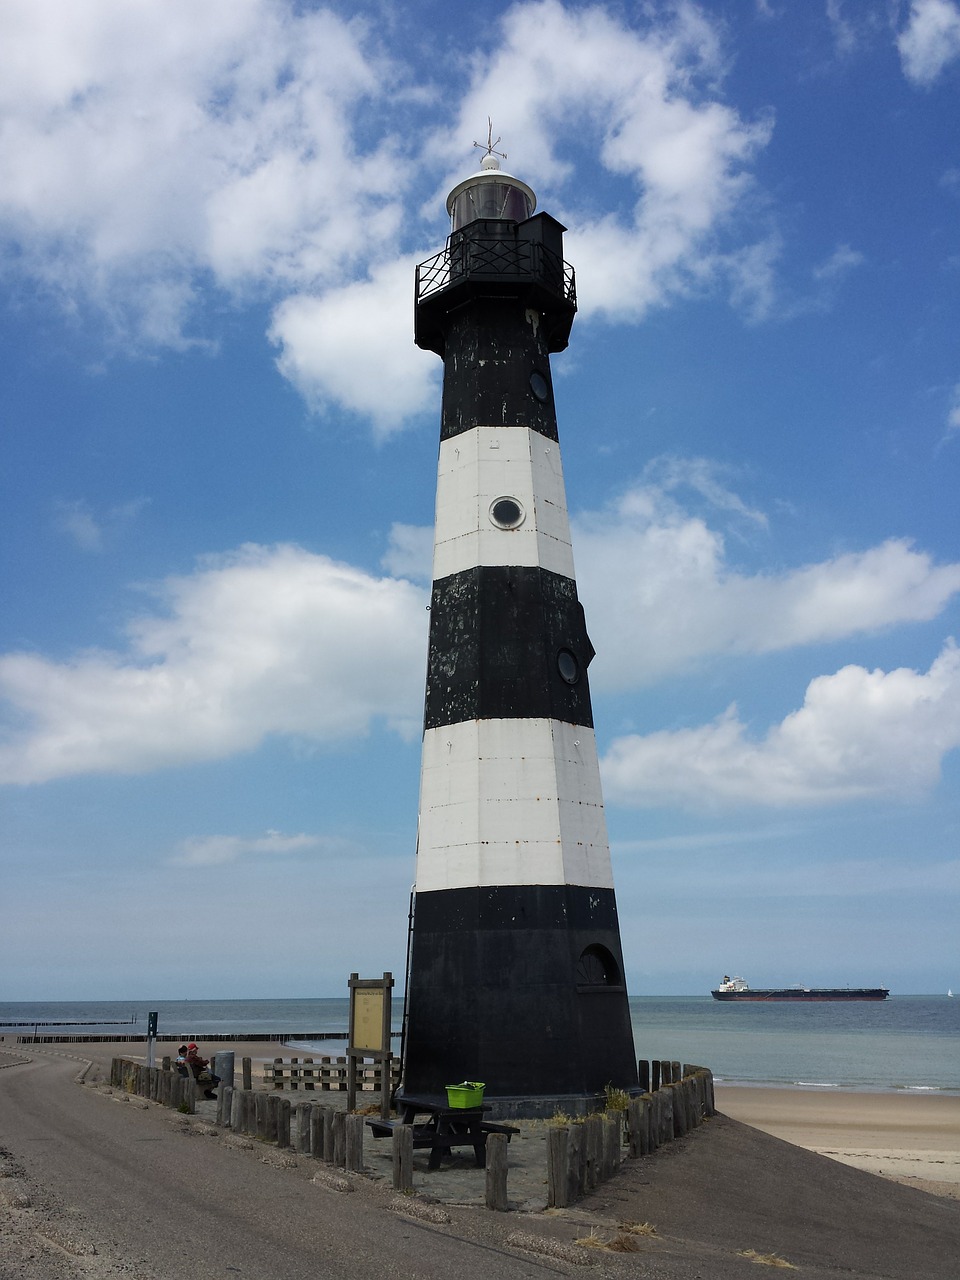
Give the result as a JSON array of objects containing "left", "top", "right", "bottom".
[{"left": 2, "top": 0, "right": 959, "bottom": 1000}]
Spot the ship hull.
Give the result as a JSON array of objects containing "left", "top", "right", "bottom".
[{"left": 712, "top": 988, "right": 889, "bottom": 1002}]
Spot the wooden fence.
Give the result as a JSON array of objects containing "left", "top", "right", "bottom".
[
  {"left": 110, "top": 1057, "right": 197, "bottom": 1113},
  {"left": 545, "top": 1062, "right": 715, "bottom": 1208},
  {"left": 262, "top": 1055, "right": 401, "bottom": 1092}
]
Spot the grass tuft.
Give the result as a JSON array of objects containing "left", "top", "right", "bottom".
[
  {"left": 619, "top": 1221, "right": 658, "bottom": 1236},
  {"left": 737, "top": 1248, "right": 797, "bottom": 1268}
]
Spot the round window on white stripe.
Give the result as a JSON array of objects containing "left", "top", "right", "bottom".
[{"left": 489, "top": 497, "right": 525, "bottom": 529}]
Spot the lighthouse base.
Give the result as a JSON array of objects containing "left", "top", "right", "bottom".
[{"left": 401, "top": 884, "right": 638, "bottom": 1116}]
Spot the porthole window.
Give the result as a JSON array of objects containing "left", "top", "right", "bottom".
[
  {"left": 489, "top": 497, "right": 525, "bottom": 529},
  {"left": 557, "top": 648, "right": 580, "bottom": 685},
  {"left": 530, "top": 369, "right": 549, "bottom": 402},
  {"left": 577, "top": 945, "right": 621, "bottom": 987}
]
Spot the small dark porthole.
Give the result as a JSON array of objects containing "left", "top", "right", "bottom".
[
  {"left": 490, "top": 497, "right": 525, "bottom": 529},
  {"left": 530, "top": 369, "right": 549, "bottom": 402},
  {"left": 557, "top": 648, "right": 580, "bottom": 685},
  {"left": 577, "top": 945, "right": 621, "bottom": 987}
]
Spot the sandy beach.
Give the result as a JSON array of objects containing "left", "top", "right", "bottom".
[{"left": 716, "top": 1083, "right": 960, "bottom": 1198}]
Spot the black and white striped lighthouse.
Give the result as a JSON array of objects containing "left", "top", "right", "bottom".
[{"left": 402, "top": 149, "right": 637, "bottom": 1117}]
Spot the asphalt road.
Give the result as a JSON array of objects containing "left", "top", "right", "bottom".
[
  {"left": 0, "top": 1051, "right": 576, "bottom": 1280},
  {"left": 2, "top": 1047, "right": 959, "bottom": 1280}
]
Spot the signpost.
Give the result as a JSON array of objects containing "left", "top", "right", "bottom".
[
  {"left": 146, "top": 1010, "right": 158, "bottom": 1067},
  {"left": 346, "top": 973, "right": 393, "bottom": 1119}
]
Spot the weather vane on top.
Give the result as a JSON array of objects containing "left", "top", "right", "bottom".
[{"left": 473, "top": 118, "right": 506, "bottom": 162}]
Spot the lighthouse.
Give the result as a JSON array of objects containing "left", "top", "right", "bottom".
[{"left": 402, "top": 149, "right": 637, "bottom": 1117}]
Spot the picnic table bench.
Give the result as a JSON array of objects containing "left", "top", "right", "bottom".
[{"left": 365, "top": 1094, "right": 519, "bottom": 1171}]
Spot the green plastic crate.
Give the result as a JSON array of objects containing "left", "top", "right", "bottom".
[{"left": 445, "top": 1081, "right": 485, "bottom": 1108}]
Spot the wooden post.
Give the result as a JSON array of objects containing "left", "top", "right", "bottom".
[
  {"left": 638, "top": 1059, "right": 650, "bottom": 1093},
  {"left": 658, "top": 1087, "right": 673, "bottom": 1145},
  {"left": 289, "top": 1057, "right": 299, "bottom": 1091},
  {"left": 345, "top": 1114, "right": 364, "bottom": 1171},
  {"left": 218, "top": 1085, "right": 233, "bottom": 1127},
  {"left": 583, "top": 1115, "right": 602, "bottom": 1192},
  {"left": 303, "top": 1058, "right": 315, "bottom": 1091},
  {"left": 277, "top": 1097, "right": 291, "bottom": 1148},
  {"left": 309, "top": 1104, "right": 323, "bottom": 1157},
  {"left": 485, "top": 1133, "right": 508, "bottom": 1211},
  {"left": 651, "top": 1060, "right": 661, "bottom": 1092},
  {"left": 322, "top": 1106, "right": 336, "bottom": 1161},
  {"left": 242, "top": 1057, "right": 252, "bottom": 1091},
  {"left": 671, "top": 1061, "right": 681, "bottom": 1085},
  {"left": 271, "top": 1057, "right": 283, "bottom": 1090},
  {"left": 296, "top": 1103, "right": 313, "bottom": 1153},
  {"left": 255, "top": 1090, "right": 270, "bottom": 1140},
  {"left": 672, "top": 1083, "right": 688, "bottom": 1138},
  {"left": 626, "top": 1098, "right": 642, "bottom": 1158},
  {"left": 567, "top": 1124, "right": 584, "bottom": 1205},
  {"left": 602, "top": 1115, "right": 620, "bottom": 1181},
  {"left": 332, "top": 1111, "right": 346, "bottom": 1167},
  {"left": 546, "top": 1126, "right": 569, "bottom": 1207},
  {"left": 392, "top": 1124, "right": 413, "bottom": 1193}
]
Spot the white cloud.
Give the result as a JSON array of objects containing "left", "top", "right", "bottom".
[
  {"left": 381, "top": 523, "right": 434, "bottom": 581},
  {"left": 6, "top": 468, "right": 957, "bottom": 786},
  {"left": 601, "top": 640, "right": 960, "bottom": 807},
  {"left": 0, "top": 0, "right": 404, "bottom": 344},
  {"left": 427, "top": 0, "right": 772, "bottom": 324},
  {"left": 172, "top": 829, "right": 342, "bottom": 866},
  {"left": 897, "top": 0, "right": 960, "bottom": 86},
  {"left": 1, "top": 0, "right": 775, "bottom": 415},
  {"left": 0, "top": 543, "right": 427, "bottom": 785},
  {"left": 575, "top": 463, "right": 960, "bottom": 689},
  {"left": 269, "top": 258, "right": 439, "bottom": 435}
]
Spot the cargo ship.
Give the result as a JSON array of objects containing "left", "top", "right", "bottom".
[{"left": 712, "top": 975, "right": 889, "bottom": 1002}]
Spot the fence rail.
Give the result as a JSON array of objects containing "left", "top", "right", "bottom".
[{"left": 263, "top": 1055, "right": 400, "bottom": 1092}]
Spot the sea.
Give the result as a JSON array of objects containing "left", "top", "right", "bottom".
[{"left": 2, "top": 995, "right": 958, "bottom": 1095}]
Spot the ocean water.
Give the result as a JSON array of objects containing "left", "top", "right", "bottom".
[{"left": 2, "top": 995, "right": 957, "bottom": 1094}]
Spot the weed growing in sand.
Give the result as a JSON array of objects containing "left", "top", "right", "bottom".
[
  {"left": 177, "top": 1101, "right": 191, "bottom": 1114},
  {"left": 737, "top": 1249, "right": 797, "bottom": 1268},
  {"left": 547, "top": 1110, "right": 572, "bottom": 1127},
  {"left": 619, "top": 1221, "right": 658, "bottom": 1236}
]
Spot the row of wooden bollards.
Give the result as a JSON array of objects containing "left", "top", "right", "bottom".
[
  {"left": 111, "top": 1058, "right": 198, "bottom": 1110},
  {"left": 545, "top": 1066, "right": 716, "bottom": 1208},
  {"left": 219, "top": 1088, "right": 367, "bottom": 1170}
]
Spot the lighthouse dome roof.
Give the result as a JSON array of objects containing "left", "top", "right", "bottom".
[{"left": 446, "top": 154, "right": 537, "bottom": 230}]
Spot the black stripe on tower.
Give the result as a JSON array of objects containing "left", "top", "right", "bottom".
[
  {"left": 424, "top": 565, "right": 595, "bottom": 731},
  {"left": 402, "top": 885, "right": 638, "bottom": 1107},
  {"left": 440, "top": 300, "right": 559, "bottom": 442}
]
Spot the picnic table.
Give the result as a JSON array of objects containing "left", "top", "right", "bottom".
[{"left": 365, "top": 1093, "right": 519, "bottom": 1171}]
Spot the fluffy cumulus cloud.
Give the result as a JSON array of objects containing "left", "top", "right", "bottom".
[
  {"left": 269, "top": 258, "right": 438, "bottom": 436},
  {"left": 0, "top": 0, "right": 773, "bottom": 429},
  {"left": 898, "top": 0, "right": 960, "bottom": 86},
  {"left": 575, "top": 460, "right": 960, "bottom": 689},
  {"left": 0, "top": 0, "right": 403, "bottom": 345},
  {"left": 3, "top": 463, "right": 958, "bottom": 787},
  {"left": 427, "top": 0, "right": 772, "bottom": 323},
  {"left": 601, "top": 640, "right": 960, "bottom": 807},
  {"left": 0, "top": 544, "right": 427, "bottom": 785}
]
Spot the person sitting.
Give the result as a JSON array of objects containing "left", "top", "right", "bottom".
[
  {"left": 175, "top": 1045, "right": 189, "bottom": 1077},
  {"left": 184, "top": 1042, "right": 220, "bottom": 1099}
]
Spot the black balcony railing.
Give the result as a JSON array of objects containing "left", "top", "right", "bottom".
[{"left": 416, "top": 236, "right": 577, "bottom": 310}]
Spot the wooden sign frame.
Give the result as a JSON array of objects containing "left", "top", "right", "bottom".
[{"left": 347, "top": 971, "right": 394, "bottom": 1118}]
